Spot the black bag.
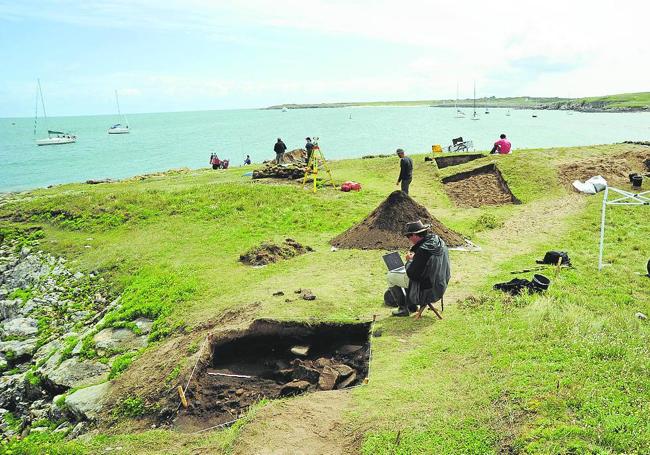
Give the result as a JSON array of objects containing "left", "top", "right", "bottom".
[{"left": 536, "top": 251, "right": 571, "bottom": 266}]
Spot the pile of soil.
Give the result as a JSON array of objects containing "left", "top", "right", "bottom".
[
  {"left": 558, "top": 149, "right": 650, "bottom": 185},
  {"left": 253, "top": 162, "right": 306, "bottom": 180},
  {"left": 279, "top": 148, "right": 307, "bottom": 164},
  {"left": 240, "top": 239, "right": 312, "bottom": 266},
  {"left": 434, "top": 153, "right": 486, "bottom": 169},
  {"left": 330, "top": 190, "right": 465, "bottom": 250},
  {"left": 177, "top": 320, "right": 371, "bottom": 429},
  {"left": 442, "top": 164, "right": 521, "bottom": 207}
]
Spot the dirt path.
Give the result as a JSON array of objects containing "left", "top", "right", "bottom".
[
  {"left": 226, "top": 194, "right": 587, "bottom": 455},
  {"left": 231, "top": 391, "right": 358, "bottom": 455}
]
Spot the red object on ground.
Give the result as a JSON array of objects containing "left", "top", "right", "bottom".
[{"left": 341, "top": 181, "right": 361, "bottom": 192}]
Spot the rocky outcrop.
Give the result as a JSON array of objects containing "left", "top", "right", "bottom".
[
  {"left": 65, "top": 382, "right": 111, "bottom": 421},
  {"left": 45, "top": 358, "right": 110, "bottom": 390}
]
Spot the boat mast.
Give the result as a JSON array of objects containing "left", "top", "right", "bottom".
[
  {"left": 37, "top": 79, "right": 49, "bottom": 133},
  {"left": 473, "top": 81, "right": 477, "bottom": 118}
]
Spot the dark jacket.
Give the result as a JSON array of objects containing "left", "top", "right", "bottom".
[
  {"left": 398, "top": 156, "right": 413, "bottom": 182},
  {"left": 405, "top": 233, "right": 450, "bottom": 306},
  {"left": 305, "top": 141, "right": 314, "bottom": 152},
  {"left": 274, "top": 141, "right": 287, "bottom": 154}
]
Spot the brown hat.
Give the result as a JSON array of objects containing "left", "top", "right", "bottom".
[{"left": 404, "top": 220, "right": 430, "bottom": 236}]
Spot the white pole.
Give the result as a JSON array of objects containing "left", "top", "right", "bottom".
[{"left": 598, "top": 186, "right": 608, "bottom": 271}]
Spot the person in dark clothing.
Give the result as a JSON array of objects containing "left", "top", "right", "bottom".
[
  {"left": 305, "top": 137, "right": 315, "bottom": 165},
  {"left": 274, "top": 138, "right": 287, "bottom": 164},
  {"left": 395, "top": 148, "right": 413, "bottom": 194},
  {"left": 244, "top": 155, "right": 251, "bottom": 165},
  {"left": 392, "top": 220, "right": 451, "bottom": 317}
]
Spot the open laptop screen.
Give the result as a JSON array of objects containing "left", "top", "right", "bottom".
[{"left": 382, "top": 252, "right": 404, "bottom": 271}]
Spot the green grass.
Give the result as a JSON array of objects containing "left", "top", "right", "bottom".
[{"left": 1, "top": 143, "right": 648, "bottom": 454}]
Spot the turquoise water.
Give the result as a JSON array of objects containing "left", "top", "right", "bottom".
[{"left": 1, "top": 107, "right": 648, "bottom": 192}]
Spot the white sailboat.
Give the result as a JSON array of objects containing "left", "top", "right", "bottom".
[
  {"left": 506, "top": 109, "right": 511, "bottom": 116},
  {"left": 454, "top": 82, "right": 465, "bottom": 118},
  {"left": 34, "top": 79, "right": 76, "bottom": 146},
  {"left": 471, "top": 82, "right": 480, "bottom": 120},
  {"left": 484, "top": 99, "right": 490, "bottom": 114},
  {"left": 108, "top": 90, "right": 129, "bottom": 134}
]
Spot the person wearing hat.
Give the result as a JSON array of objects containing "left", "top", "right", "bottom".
[
  {"left": 392, "top": 220, "right": 451, "bottom": 317},
  {"left": 305, "top": 137, "right": 315, "bottom": 165},
  {"left": 395, "top": 148, "right": 413, "bottom": 195},
  {"left": 274, "top": 138, "right": 287, "bottom": 164}
]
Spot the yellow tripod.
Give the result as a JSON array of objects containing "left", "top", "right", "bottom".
[{"left": 302, "top": 140, "right": 336, "bottom": 193}]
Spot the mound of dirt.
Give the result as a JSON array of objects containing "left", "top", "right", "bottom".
[
  {"left": 240, "top": 239, "right": 312, "bottom": 266},
  {"left": 434, "top": 153, "right": 486, "bottom": 169},
  {"left": 330, "top": 191, "right": 465, "bottom": 250},
  {"left": 558, "top": 148, "right": 650, "bottom": 185},
  {"left": 442, "top": 164, "right": 521, "bottom": 208}
]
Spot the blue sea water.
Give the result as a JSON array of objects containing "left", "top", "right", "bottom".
[{"left": 1, "top": 107, "right": 648, "bottom": 192}]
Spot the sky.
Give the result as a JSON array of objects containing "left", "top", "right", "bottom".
[{"left": 0, "top": 0, "right": 648, "bottom": 117}]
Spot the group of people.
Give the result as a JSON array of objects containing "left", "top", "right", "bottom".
[{"left": 274, "top": 137, "right": 316, "bottom": 164}]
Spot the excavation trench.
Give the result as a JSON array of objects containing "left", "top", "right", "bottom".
[
  {"left": 434, "top": 153, "right": 486, "bottom": 169},
  {"left": 442, "top": 164, "right": 521, "bottom": 207},
  {"left": 176, "top": 319, "right": 372, "bottom": 430}
]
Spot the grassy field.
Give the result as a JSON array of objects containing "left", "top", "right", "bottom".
[
  {"left": 266, "top": 92, "right": 650, "bottom": 111},
  {"left": 1, "top": 143, "right": 649, "bottom": 454}
]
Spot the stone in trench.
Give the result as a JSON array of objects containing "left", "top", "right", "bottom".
[
  {"left": 292, "top": 363, "right": 320, "bottom": 383},
  {"left": 46, "top": 358, "right": 110, "bottom": 389},
  {"left": 1, "top": 317, "right": 38, "bottom": 337},
  {"left": 65, "top": 382, "right": 111, "bottom": 421},
  {"left": 338, "top": 344, "right": 363, "bottom": 354},
  {"left": 290, "top": 345, "right": 309, "bottom": 357},
  {"left": 279, "top": 380, "right": 311, "bottom": 397},
  {"left": 318, "top": 365, "right": 340, "bottom": 391},
  {"left": 336, "top": 371, "right": 358, "bottom": 389},
  {"left": 332, "top": 364, "right": 355, "bottom": 378},
  {"left": 93, "top": 327, "right": 148, "bottom": 353},
  {"left": 314, "top": 357, "right": 333, "bottom": 369}
]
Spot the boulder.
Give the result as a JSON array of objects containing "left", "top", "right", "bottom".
[
  {"left": 318, "top": 365, "right": 340, "bottom": 391},
  {"left": 3, "top": 255, "right": 50, "bottom": 289},
  {"left": 46, "top": 358, "right": 110, "bottom": 389},
  {"left": 93, "top": 328, "right": 147, "bottom": 353},
  {"left": 292, "top": 363, "right": 320, "bottom": 383},
  {"left": 0, "top": 299, "right": 22, "bottom": 320},
  {"left": 0, "top": 374, "right": 26, "bottom": 409},
  {"left": 0, "top": 339, "right": 37, "bottom": 358},
  {"left": 65, "top": 382, "right": 110, "bottom": 421},
  {"left": 332, "top": 364, "right": 355, "bottom": 378},
  {"left": 1, "top": 317, "right": 39, "bottom": 337},
  {"left": 336, "top": 371, "right": 358, "bottom": 389}
]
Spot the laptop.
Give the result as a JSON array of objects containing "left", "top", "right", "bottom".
[{"left": 382, "top": 252, "right": 405, "bottom": 272}]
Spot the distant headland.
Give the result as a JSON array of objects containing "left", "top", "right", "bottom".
[{"left": 265, "top": 92, "right": 650, "bottom": 113}]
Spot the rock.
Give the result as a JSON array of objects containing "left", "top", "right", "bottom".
[
  {"left": 0, "top": 339, "right": 37, "bottom": 358},
  {"left": 38, "top": 350, "right": 62, "bottom": 377},
  {"left": 272, "top": 291, "right": 285, "bottom": 296},
  {"left": 636, "top": 312, "right": 647, "bottom": 320},
  {"left": 65, "top": 382, "right": 110, "bottom": 421},
  {"left": 314, "top": 357, "right": 332, "bottom": 369},
  {"left": 279, "top": 380, "right": 311, "bottom": 397},
  {"left": 0, "top": 299, "right": 21, "bottom": 320},
  {"left": 46, "top": 358, "right": 110, "bottom": 389},
  {"left": 3, "top": 255, "right": 50, "bottom": 289},
  {"left": 66, "top": 421, "right": 88, "bottom": 440},
  {"left": 235, "top": 388, "right": 245, "bottom": 396},
  {"left": 33, "top": 340, "right": 61, "bottom": 364},
  {"left": 336, "top": 371, "right": 358, "bottom": 389},
  {"left": 0, "top": 374, "right": 26, "bottom": 409},
  {"left": 290, "top": 345, "right": 309, "bottom": 357},
  {"left": 1, "top": 317, "right": 39, "bottom": 337},
  {"left": 93, "top": 328, "right": 148, "bottom": 353},
  {"left": 133, "top": 318, "right": 153, "bottom": 335},
  {"left": 318, "top": 365, "right": 340, "bottom": 391},
  {"left": 332, "top": 364, "right": 355, "bottom": 378},
  {"left": 292, "top": 363, "right": 320, "bottom": 383},
  {"left": 338, "top": 344, "right": 363, "bottom": 354}
]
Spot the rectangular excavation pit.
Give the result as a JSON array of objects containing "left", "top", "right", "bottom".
[
  {"left": 434, "top": 153, "right": 486, "bottom": 169},
  {"left": 176, "top": 319, "right": 372, "bottom": 430},
  {"left": 442, "top": 164, "right": 521, "bottom": 207}
]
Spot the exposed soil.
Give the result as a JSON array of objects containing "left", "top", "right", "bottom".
[
  {"left": 442, "top": 164, "right": 521, "bottom": 207},
  {"left": 434, "top": 153, "right": 486, "bottom": 169},
  {"left": 240, "top": 238, "right": 313, "bottom": 266},
  {"left": 175, "top": 319, "right": 371, "bottom": 431},
  {"left": 330, "top": 190, "right": 465, "bottom": 250},
  {"left": 558, "top": 148, "right": 650, "bottom": 186}
]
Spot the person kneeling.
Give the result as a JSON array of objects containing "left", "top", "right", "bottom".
[{"left": 393, "top": 220, "right": 451, "bottom": 318}]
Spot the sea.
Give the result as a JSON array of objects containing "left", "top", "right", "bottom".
[{"left": 1, "top": 107, "right": 649, "bottom": 193}]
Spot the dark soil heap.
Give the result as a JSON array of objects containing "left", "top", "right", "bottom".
[
  {"left": 330, "top": 191, "right": 465, "bottom": 250},
  {"left": 558, "top": 148, "right": 650, "bottom": 186},
  {"left": 240, "top": 238, "right": 312, "bottom": 266},
  {"left": 442, "top": 164, "right": 521, "bottom": 207}
]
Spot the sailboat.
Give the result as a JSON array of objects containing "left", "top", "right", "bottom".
[
  {"left": 506, "top": 109, "right": 511, "bottom": 116},
  {"left": 471, "top": 82, "right": 479, "bottom": 120},
  {"left": 484, "top": 99, "right": 490, "bottom": 114},
  {"left": 108, "top": 90, "right": 129, "bottom": 134},
  {"left": 34, "top": 79, "right": 76, "bottom": 146},
  {"left": 454, "top": 82, "right": 465, "bottom": 118}
]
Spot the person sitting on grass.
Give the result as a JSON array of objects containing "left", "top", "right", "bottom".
[
  {"left": 491, "top": 134, "right": 512, "bottom": 154},
  {"left": 393, "top": 220, "right": 451, "bottom": 318}
]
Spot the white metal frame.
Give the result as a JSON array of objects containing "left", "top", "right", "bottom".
[{"left": 598, "top": 186, "right": 650, "bottom": 270}]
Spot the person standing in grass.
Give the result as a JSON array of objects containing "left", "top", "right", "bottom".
[
  {"left": 274, "top": 138, "right": 287, "bottom": 164},
  {"left": 305, "top": 137, "right": 315, "bottom": 165},
  {"left": 395, "top": 148, "right": 413, "bottom": 194},
  {"left": 491, "top": 134, "right": 512, "bottom": 154}
]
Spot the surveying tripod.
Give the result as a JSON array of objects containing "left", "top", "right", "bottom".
[{"left": 302, "top": 138, "right": 336, "bottom": 193}]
